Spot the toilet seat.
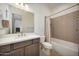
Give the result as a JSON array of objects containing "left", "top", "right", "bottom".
[{"left": 42, "top": 42, "right": 53, "bottom": 49}]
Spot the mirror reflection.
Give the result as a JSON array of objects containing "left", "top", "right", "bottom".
[{"left": 0, "top": 4, "right": 34, "bottom": 35}]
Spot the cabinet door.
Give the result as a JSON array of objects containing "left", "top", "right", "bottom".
[
  {"left": 25, "top": 44, "right": 35, "bottom": 56},
  {"left": 1, "top": 48, "right": 24, "bottom": 56},
  {"left": 10, "top": 48, "right": 24, "bottom": 56},
  {"left": 33, "top": 43, "right": 40, "bottom": 56},
  {"left": 0, "top": 45, "right": 10, "bottom": 53},
  {"left": 2, "top": 48, "right": 24, "bottom": 56},
  {"left": 25, "top": 43, "right": 39, "bottom": 56}
]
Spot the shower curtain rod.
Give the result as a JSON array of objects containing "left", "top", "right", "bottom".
[{"left": 46, "top": 3, "right": 79, "bottom": 18}]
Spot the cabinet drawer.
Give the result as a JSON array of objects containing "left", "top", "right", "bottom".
[
  {"left": 33, "top": 38, "right": 40, "bottom": 44},
  {"left": 14, "top": 40, "right": 32, "bottom": 49},
  {"left": 9, "top": 48, "right": 24, "bottom": 56},
  {"left": 0, "top": 45, "right": 10, "bottom": 53},
  {"left": 0, "top": 48, "right": 24, "bottom": 56},
  {"left": 0, "top": 52, "right": 12, "bottom": 56}
]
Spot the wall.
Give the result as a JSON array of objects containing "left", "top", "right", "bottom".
[
  {"left": 51, "top": 10, "right": 79, "bottom": 44},
  {"left": 26, "top": 3, "right": 50, "bottom": 36},
  {"left": 0, "top": 4, "right": 12, "bottom": 34},
  {"left": 0, "top": 3, "right": 51, "bottom": 36},
  {"left": 49, "top": 4, "right": 79, "bottom": 56}
]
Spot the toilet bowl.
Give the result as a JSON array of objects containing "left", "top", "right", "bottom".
[{"left": 40, "top": 36, "right": 53, "bottom": 49}]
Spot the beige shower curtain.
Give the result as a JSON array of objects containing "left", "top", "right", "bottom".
[{"left": 44, "top": 16, "right": 51, "bottom": 43}]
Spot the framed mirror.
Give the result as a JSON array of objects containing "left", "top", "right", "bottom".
[
  {"left": 0, "top": 3, "right": 34, "bottom": 35},
  {"left": 10, "top": 5, "right": 34, "bottom": 33}
]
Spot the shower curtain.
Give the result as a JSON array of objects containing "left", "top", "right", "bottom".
[{"left": 44, "top": 16, "right": 51, "bottom": 43}]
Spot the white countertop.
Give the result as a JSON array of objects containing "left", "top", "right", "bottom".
[{"left": 0, "top": 33, "right": 40, "bottom": 46}]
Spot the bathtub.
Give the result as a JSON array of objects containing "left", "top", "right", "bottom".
[{"left": 51, "top": 38, "right": 78, "bottom": 56}]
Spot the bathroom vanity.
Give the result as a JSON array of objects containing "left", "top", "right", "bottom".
[
  {"left": 0, "top": 34, "right": 40, "bottom": 56},
  {"left": 0, "top": 4, "right": 40, "bottom": 56}
]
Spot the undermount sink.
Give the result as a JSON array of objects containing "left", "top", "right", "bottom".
[
  {"left": 12, "top": 33, "right": 38, "bottom": 40},
  {"left": 0, "top": 33, "right": 39, "bottom": 41},
  {"left": 0, "top": 33, "right": 40, "bottom": 46}
]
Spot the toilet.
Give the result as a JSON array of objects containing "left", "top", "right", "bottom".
[
  {"left": 40, "top": 36, "right": 53, "bottom": 49},
  {"left": 40, "top": 36, "right": 53, "bottom": 55},
  {"left": 42, "top": 42, "right": 52, "bottom": 49}
]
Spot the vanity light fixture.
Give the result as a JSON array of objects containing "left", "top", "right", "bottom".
[{"left": 15, "top": 3, "right": 30, "bottom": 12}]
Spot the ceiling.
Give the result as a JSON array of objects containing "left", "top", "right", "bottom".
[
  {"left": 45, "top": 3, "right": 63, "bottom": 11},
  {"left": 25, "top": 3, "right": 64, "bottom": 10},
  {"left": 16, "top": 3, "right": 77, "bottom": 12}
]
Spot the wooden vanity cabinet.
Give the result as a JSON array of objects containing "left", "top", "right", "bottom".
[
  {"left": 0, "top": 38, "right": 40, "bottom": 56},
  {"left": 33, "top": 39, "right": 40, "bottom": 56},
  {"left": 25, "top": 44, "right": 35, "bottom": 56},
  {"left": 33, "top": 43, "right": 40, "bottom": 56},
  {"left": 25, "top": 39, "right": 40, "bottom": 56},
  {"left": 13, "top": 40, "right": 33, "bottom": 49},
  {"left": 0, "top": 45, "right": 10, "bottom": 53},
  {"left": 1, "top": 48, "right": 24, "bottom": 56},
  {"left": 25, "top": 42, "right": 40, "bottom": 56},
  {"left": 8, "top": 48, "right": 24, "bottom": 56}
]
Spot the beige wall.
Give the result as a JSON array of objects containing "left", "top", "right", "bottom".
[
  {"left": 49, "top": 4, "right": 79, "bottom": 56},
  {"left": 27, "top": 4, "right": 51, "bottom": 36},
  {"left": 51, "top": 10, "right": 79, "bottom": 44}
]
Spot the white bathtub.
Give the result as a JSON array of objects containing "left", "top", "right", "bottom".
[{"left": 51, "top": 38, "right": 78, "bottom": 56}]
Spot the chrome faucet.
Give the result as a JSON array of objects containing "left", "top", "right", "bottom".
[{"left": 21, "top": 32, "right": 24, "bottom": 36}]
